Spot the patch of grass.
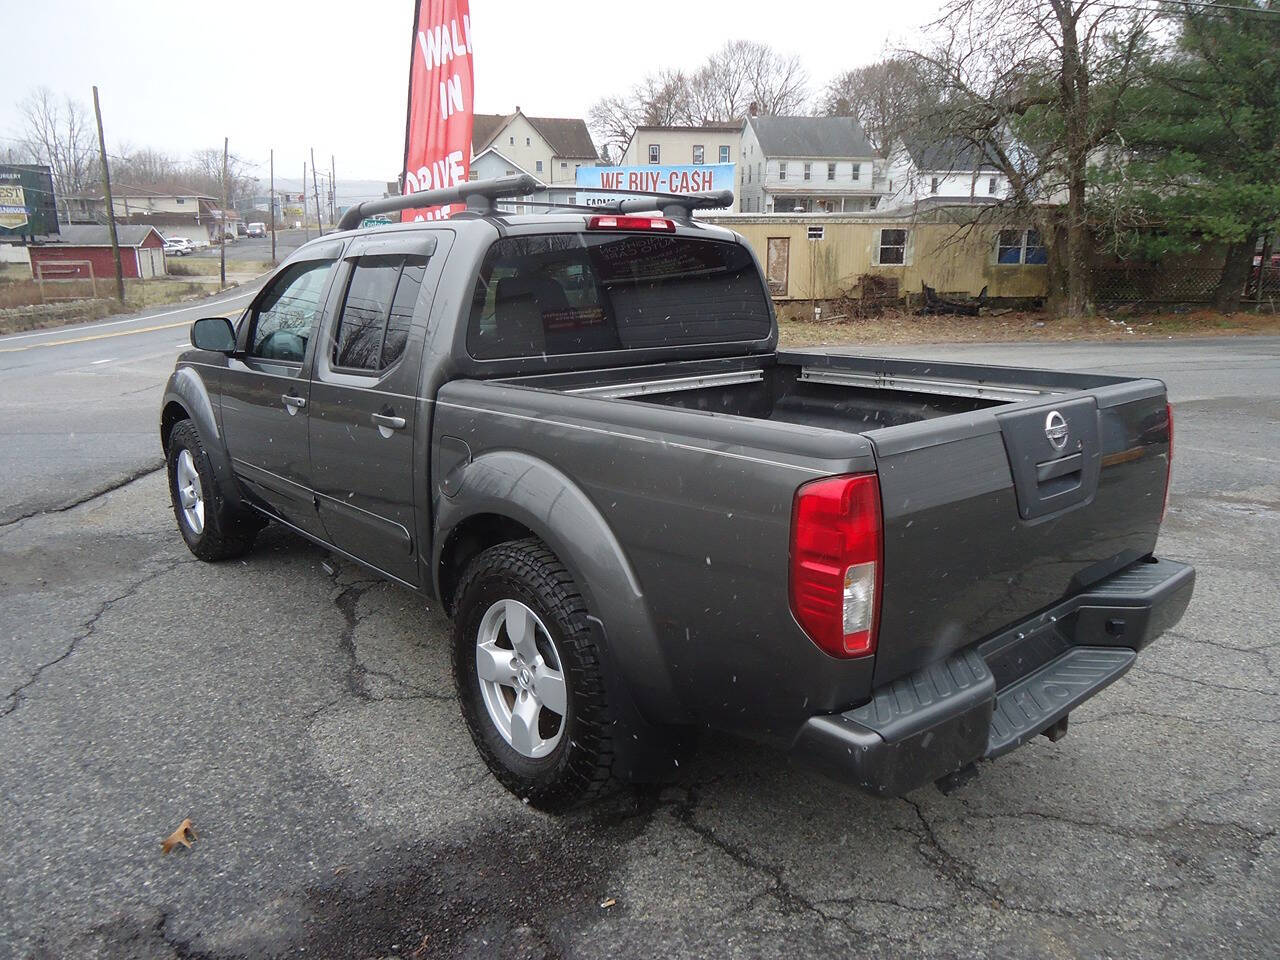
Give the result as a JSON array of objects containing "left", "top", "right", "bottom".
[
  {"left": 167, "top": 258, "right": 273, "bottom": 277},
  {"left": 777, "top": 307, "right": 1280, "bottom": 348},
  {"left": 0, "top": 277, "right": 218, "bottom": 335}
]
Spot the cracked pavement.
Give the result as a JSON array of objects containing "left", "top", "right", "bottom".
[{"left": 0, "top": 337, "right": 1276, "bottom": 958}]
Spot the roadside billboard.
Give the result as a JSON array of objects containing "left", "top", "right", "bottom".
[
  {"left": 0, "top": 164, "right": 58, "bottom": 238},
  {"left": 575, "top": 163, "right": 735, "bottom": 209}
]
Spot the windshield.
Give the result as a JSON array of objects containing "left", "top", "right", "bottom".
[{"left": 466, "top": 232, "right": 772, "bottom": 360}]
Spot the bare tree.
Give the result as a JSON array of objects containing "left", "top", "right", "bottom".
[
  {"left": 819, "top": 58, "right": 933, "bottom": 157},
  {"left": 587, "top": 41, "right": 809, "bottom": 157},
  {"left": 15, "top": 87, "right": 98, "bottom": 200},
  {"left": 910, "top": 0, "right": 1157, "bottom": 317}
]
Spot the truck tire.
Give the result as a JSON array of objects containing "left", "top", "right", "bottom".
[
  {"left": 166, "top": 419, "right": 260, "bottom": 562},
  {"left": 452, "top": 538, "right": 620, "bottom": 812}
]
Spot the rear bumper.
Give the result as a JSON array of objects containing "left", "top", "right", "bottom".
[{"left": 789, "top": 557, "right": 1194, "bottom": 796}]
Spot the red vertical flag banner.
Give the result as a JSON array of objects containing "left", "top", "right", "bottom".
[{"left": 401, "top": 0, "right": 474, "bottom": 221}]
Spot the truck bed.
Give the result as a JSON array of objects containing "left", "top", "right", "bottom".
[{"left": 439, "top": 349, "right": 1170, "bottom": 734}]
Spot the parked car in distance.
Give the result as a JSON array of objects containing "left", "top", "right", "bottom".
[
  {"left": 163, "top": 236, "right": 195, "bottom": 256},
  {"left": 160, "top": 175, "right": 1193, "bottom": 813},
  {"left": 246, "top": 222, "right": 267, "bottom": 238}
]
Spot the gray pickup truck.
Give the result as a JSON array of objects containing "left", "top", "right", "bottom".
[{"left": 160, "top": 176, "right": 1193, "bottom": 811}]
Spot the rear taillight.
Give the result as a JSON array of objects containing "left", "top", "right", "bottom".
[
  {"left": 789, "top": 473, "right": 883, "bottom": 658},
  {"left": 586, "top": 215, "right": 676, "bottom": 232},
  {"left": 1162, "top": 402, "right": 1174, "bottom": 521}
]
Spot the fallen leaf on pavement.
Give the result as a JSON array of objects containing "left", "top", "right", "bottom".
[
  {"left": 599, "top": 897, "right": 616, "bottom": 909},
  {"left": 162, "top": 818, "right": 197, "bottom": 854}
]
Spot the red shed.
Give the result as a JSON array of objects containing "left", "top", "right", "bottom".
[{"left": 28, "top": 224, "right": 167, "bottom": 281}]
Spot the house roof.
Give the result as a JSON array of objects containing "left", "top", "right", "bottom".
[
  {"left": 748, "top": 116, "right": 875, "bottom": 159},
  {"left": 48, "top": 224, "right": 162, "bottom": 247},
  {"left": 632, "top": 124, "right": 744, "bottom": 133},
  {"left": 901, "top": 137, "right": 1002, "bottom": 172},
  {"left": 66, "top": 191, "right": 218, "bottom": 201},
  {"left": 473, "top": 111, "right": 598, "bottom": 159}
]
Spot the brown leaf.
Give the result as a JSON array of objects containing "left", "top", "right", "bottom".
[
  {"left": 599, "top": 897, "right": 617, "bottom": 909},
  {"left": 161, "top": 818, "right": 196, "bottom": 854}
]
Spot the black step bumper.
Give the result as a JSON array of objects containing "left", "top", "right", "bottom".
[{"left": 789, "top": 557, "right": 1195, "bottom": 796}]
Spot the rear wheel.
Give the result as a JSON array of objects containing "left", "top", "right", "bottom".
[
  {"left": 166, "top": 419, "right": 260, "bottom": 561},
  {"left": 452, "top": 538, "right": 621, "bottom": 812}
]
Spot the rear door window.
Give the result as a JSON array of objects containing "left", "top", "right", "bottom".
[
  {"left": 331, "top": 255, "right": 428, "bottom": 373},
  {"left": 466, "top": 233, "right": 772, "bottom": 360}
]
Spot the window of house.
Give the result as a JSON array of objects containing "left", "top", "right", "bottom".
[
  {"left": 332, "top": 254, "right": 427, "bottom": 372},
  {"left": 468, "top": 171, "right": 479, "bottom": 181},
  {"left": 852, "top": 164, "right": 860, "bottom": 181},
  {"left": 536, "top": 160, "right": 543, "bottom": 172},
  {"left": 176, "top": 197, "right": 186, "bottom": 204},
  {"left": 988, "top": 176, "right": 998, "bottom": 194},
  {"left": 719, "top": 145, "right": 730, "bottom": 163},
  {"left": 649, "top": 144, "right": 660, "bottom": 164},
  {"left": 693, "top": 144, "right": 705, "bottom": 164},
  {"left": 509, "top": 136, "right": 514, "bottom": 145},
  {"left": 766, "top": 237, "right": 789, "bottom": 295},
  {"left": 931, "top": 176, "right": 940, "bottom": 194},
  {"left": 778, "top": 161, "right": 787, "bottom": 181},
  {"left": 877, "top": 228, "right": 908, "bottom": 265},
  {"left": 526, "top": 137, "right": 531, "bottom": 146},
  {"left": 807, "top": 225, "right": 824, "bottom": 240},
  {"left": 560, "top": 161, "right": 567, "bottom": 169},
  {"left": 803, "top": 162, "right": 812, "bottom": 181},
  {"left": 827, "top": 163, "right": 836, "bottom": 181},
  {"left": 747, "top": 166, "right": 752, "bottom": 184},
  {"left": 998, "top": 228, "right": 1048, "bottom": 265}
]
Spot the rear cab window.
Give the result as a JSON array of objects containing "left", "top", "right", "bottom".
[{"left": 465, "top": 233, "right": 772, "bottom": 360}]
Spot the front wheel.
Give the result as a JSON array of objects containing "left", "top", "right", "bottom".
[
  {"left": 452, "top": 538, "right": 621, "bottom": 812},
  {"left": 166, "top": 419, "right": 260, "bottom": 561}
]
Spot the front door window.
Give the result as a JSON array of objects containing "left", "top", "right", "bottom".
[{"left": 247, "top": 259, "right": 336, "bottom": 365}]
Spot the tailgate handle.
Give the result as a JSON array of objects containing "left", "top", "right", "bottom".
[
  {"left": 1035, "top": 452, "right": 1084, "bottom": 498},
  {"left": 1036, "top": 452, "right": 1083, "bottom": 483}
]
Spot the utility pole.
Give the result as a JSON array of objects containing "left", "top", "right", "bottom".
[
  {"left": 310, "top": 147, "right": 324, "bottom": 237},
  {"left": 302, "top": 163, "right": 310, "bottom": 241},
  {"left": 219, "top": 136, "right": 228, "bottom": 289},
  {"left": 269, "top": 148, "right": 277, "bottom": 264},
  {"left": 330, "top": 153, "right": 336, "bottom": 224},
  {"left": 91, "top": 85, "right": 125, "bottom": 304}
]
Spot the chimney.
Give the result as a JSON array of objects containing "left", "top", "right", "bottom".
[{"left": 749, "top": 102, "right": 758, "bottom": 117}]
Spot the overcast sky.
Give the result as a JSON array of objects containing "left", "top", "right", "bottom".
[{"left": 1, "top": 0, "right": 939, "bottom": 187}]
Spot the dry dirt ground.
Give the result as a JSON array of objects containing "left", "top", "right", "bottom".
[{"left": 779, "top": 307, "right": 1280, "bottom": 348}]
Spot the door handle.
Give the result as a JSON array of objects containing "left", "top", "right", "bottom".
[
  {"left": 371, "top": 412, "right": 407, "bottom": 430},
  {"left": 281, "top": 394, "right": 307, "bottom": 412}
]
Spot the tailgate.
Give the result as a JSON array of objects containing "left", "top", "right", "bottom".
[{"left": 868, "top": 377, "right": 1171, "bottom": 687}]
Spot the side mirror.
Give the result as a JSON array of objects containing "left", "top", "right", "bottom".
[{"left": 190, "top": 316, "right": 237, "bottom": 353}]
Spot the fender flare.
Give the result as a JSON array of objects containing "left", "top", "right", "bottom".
[
  {"left": 161, "top": 366, "right": 242, "bottom": 510},
  {"left": 433, "top": 450, "right": 686, "bottom": 724}
]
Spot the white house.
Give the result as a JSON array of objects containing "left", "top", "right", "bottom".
[
  {"left": 470, "top": 109, "right": 599, "bottom": 184},
  {"left": 883, "top": 138, "right": 1010, "bottom": 207},
  {"left": 620, "top": 125, "right": 742, "bottom": 167},
  {"left": 737, "top": 116, "right": 886, "bottom": 214}
]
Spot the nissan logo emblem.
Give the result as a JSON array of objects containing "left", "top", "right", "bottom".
[{"left": 1044, "top": 410, "right": 1069, "bottom": 451}]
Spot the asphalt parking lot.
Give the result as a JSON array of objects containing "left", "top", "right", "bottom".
[{"left": 0, "top": 336, "right": 1276, "bottom": 959}]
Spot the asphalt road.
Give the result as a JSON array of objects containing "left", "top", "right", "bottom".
[
  {"left": 0, "top": 334, "right": 1276, "bottom": 958},
  {"left": 0, "top": 286, "right": 263, "bottom": 525},
  {"left": 185, "top": 228, "right": 314, "bottom": 264}
]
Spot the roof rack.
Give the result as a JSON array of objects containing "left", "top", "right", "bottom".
[
  {"left": 336, "top": 174, "right": 540, "bottom": 230},
  {"left": 335, "top": 175, "right": 734, "bottom": 231},
  {"left": 528, "top": 185, "right": 734, "bottom": 219}
]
